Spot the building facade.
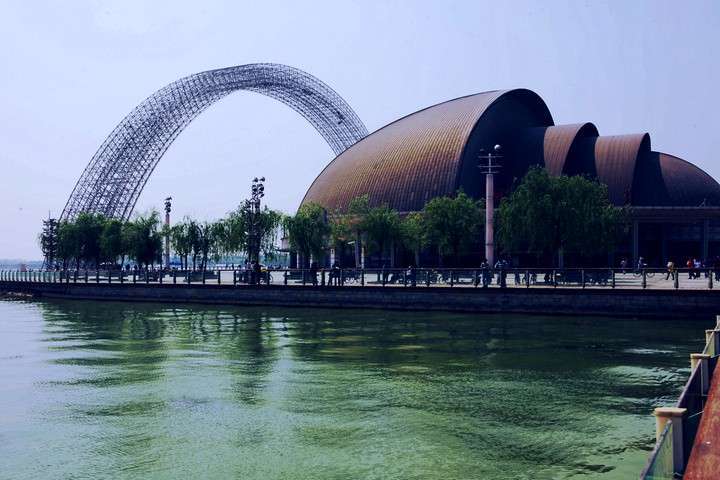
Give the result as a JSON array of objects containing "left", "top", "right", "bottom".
[{"left": 302, "top": 89, "right": 720, "bottom": 266}]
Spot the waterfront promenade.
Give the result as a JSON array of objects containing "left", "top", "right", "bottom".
[{"left": 2, "top": 267, "right": 719, "bottom": 319}]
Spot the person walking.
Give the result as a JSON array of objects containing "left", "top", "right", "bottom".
[{"left": 665, "top": 260, "right": 675, "bottom": 281}]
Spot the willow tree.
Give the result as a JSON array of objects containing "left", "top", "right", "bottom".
[
  {"left": 360, "top": 204, "right": 403, "bottom": 267},
  {"left": 124, "top": 212, "right": 163, "bottom": 270},
  {"left": 422, "top": 191, "right": 484, "bottom": 266},
  {"left": 401, "top": 212, "right": 427, "bottom": 267},
  {"left": 283, "top": 203, "right": 330, "bottom": 267},
  {"left": 496, "top": 167, "right": 625, "bottom": 267}
]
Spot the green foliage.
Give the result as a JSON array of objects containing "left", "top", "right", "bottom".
[
  {"left": 124, "top": 211, "right": 163, "bottom": 269},
  {"left": 496, "top": 167, "right": 625, "bottom": 264},
  {"left": 401, "top": 212, "right": 427, "bottom": 266},
  {"left": 39, "top": 218, "right": 59, "bottom": 267},
  {"left": 283, "top": 203, "right": 330, "bottom": 262},
  {"left": 422, "top": 190, "right": 484, "bottom": 265},
  {"left": 360, "top": 204, "right": 402, "bottom": 266},
  {"left": 170, "top": 220, "right": 193, "bottom": 270},
  {"left": 99, "top": 219, "right": 125, "bottom": 265}
]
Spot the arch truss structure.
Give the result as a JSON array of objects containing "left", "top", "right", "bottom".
[{"left": 61, "top": 63, "right": 368, "bottom": 221}]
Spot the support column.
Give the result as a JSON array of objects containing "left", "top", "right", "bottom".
[
  {"left": 702, "top": 219, "right": 710, "bottom": 260},
  {"left": 632, "top": 220, "right": 639, "bottom": 265},
  {"left": 653, "top": 407, "right": 687, "bottom": 474},
  {"left": 661, "top": 224, "right": 668, "bottom": 265},
  {"left": 486, "top": 172, "right": 494, "bottom": 266}
]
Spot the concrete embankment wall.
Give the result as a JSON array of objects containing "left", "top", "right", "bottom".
[{"left": 2, "top": 281, "right": 719, "bottom": 319}]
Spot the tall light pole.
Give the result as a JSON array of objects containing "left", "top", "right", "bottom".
[
  {"left": 247, "top": 177, "right": 265, "bottom": 264},
  {"left": 478, "top": 145, "right": 502, "bottom": 266},
  {"left": 164, "top": 197, "right": 172, "bottom": 269}
]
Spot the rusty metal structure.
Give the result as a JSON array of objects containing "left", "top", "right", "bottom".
[
  {"left": 303, "top": 89, "right": 720, "bottom": 212},
  {"left": 61, "top": 63, "right": 368, "bottom": 221},
  {"left": 302, "top": 88, "right": 720, "bottom": 264}
]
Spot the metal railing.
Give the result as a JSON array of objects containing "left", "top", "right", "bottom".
[
  {"left": 640, "top": 316, "right": 720, "bottom": 478},
  {"left": 1, "top": 267, "right": 719, "bottom": 291}
]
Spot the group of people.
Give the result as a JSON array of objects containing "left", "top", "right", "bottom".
[{"left": 664, "top": 257, "right": 720, "bottom": 281}]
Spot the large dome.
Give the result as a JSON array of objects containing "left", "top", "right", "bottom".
[{"left": 302, "top": 90, "right": 720, "bottom": 212}]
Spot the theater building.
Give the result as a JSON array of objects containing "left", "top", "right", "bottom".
[{"left": 302, "top": 89, "right": 720, "bottom": 266}]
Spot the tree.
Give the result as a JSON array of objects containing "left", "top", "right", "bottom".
[
  {"left": 124, "top": 212, "right": 163, "bottom": 270},
  {"left": 99, "top": 218, "right": 126, "bottom": 267},
  {"left": 74, "top": 212, "right": 107, "bottom": 268},
  {"left": 347, "top": 195, "right": 370, "bottom": 267},
  {"left": 170, "top": 221, "right": 193, "bottom": 270},
  {"left": 360, "top": 204, "right": 402, "bottom": 267},
  {"left": 422, "top": 190, "right": 484, "bottom": 266},
  {"left": 39, "top": 218, "right": 59, "bottom": 268},
  {"left": 496, "top": 167, "right": 625, "bottom": 266},
  {"left": 401, "top": 212, "right": 427, "bottom": 267},
  {"left": 283, "top": 203, "right": 330, "bottom": 267},
  {"left": 57, "top": 220, "right": 80, "bottom": 271},
  {"left": 187, "top": 219, "right": 202, "bottom": 270}
]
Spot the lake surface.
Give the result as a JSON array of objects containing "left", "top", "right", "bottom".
[{"left": 0, "top": 299, "right": 707, "bottom": 479}]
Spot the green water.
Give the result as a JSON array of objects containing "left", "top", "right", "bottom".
[{"left": 0, "top": 299, "right": 706, "bottom": 479}]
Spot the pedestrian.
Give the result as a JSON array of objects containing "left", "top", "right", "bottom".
[
  {"left": 665, "top": 260, "right": 675, "bottom": 281},
  {"left": 687, "top": 258, "right": 694, "bottom": 279},
  {"left": 620, "top": 257, "right": 628, "bottom": 274}
]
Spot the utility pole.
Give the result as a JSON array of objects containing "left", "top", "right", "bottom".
[
  {"left": 164, "top": 197, "right": 172, "bottom": 269},
  {"left": 478, "top": 145, "right": 502, "bottom": 266}
]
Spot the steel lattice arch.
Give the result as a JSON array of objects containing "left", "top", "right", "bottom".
[{"left": 61, "top": 63, "right": 368, "bottom": 221}]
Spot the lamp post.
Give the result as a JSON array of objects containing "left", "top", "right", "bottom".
[
  {"left": 247, "top": 177, "right": 265, "bottom": 264},
  {"left": 164, "top": 196, "right": 172, "bottom": 269},
  {"left": 478, "top": 145, "right": 502, "bottom": 266}
]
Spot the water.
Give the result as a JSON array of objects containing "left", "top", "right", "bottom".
[{"left": 0, "top": 299, "right": 707, "bottom": 479}]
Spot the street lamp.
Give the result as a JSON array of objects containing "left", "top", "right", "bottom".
[
  {"left": 247, "top": 177, "right": 266, "bottom": 265},
  {"left": 164, "top": 196, "right": 172, "bottom": 269},
  {"left": 478, "top": 145, "right": 502, "bottom": 266}
]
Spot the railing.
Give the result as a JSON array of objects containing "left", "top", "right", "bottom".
[
  {"left": 640, "top": 316, "right": 720, "bottom": 479},
  {"left": 1, "top": 267, "right": 719, "bottom": 291}
]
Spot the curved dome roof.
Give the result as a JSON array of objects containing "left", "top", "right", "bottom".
[
  {"left": 543, "top": 123, "right": 599, "bottom": 176},
  {"left": 302, "top": 89, "right": 553, "bottom": 213},
  {"left": 594, "top": 133, "right": 651, "bottom": 205},
  {"left": 302, "top": 90, "right": 720, "bottom": 212},
  {"left": 659, "top": 152, "right": 720, "bottom": 206}
]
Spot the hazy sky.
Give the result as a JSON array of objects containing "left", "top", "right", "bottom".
[{"left": 1, "top": 0, "right": 719, "bottom": 259}]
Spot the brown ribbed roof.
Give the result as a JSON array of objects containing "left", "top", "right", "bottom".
[
  {"left": 543, "top": 123, "right": 598, "bottom": 176},
  {"left": 659, "top": 152, "right": 720, "bottom": 206},
  {"left": 302, "top": 89, "right": 552, "bottom": 212},
  {"left": 594, "top": 133, "right": 651, "bottom": 205}
]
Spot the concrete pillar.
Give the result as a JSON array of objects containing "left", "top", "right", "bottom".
[
  {"left": 485, "top": 172, "right": 495, "bottom": 265},
  {"left": 691, "top": 353, "right": 712, "bottom": 393},
  {"left": 702, "top": 219, "right": 710, "bottom": 260},
  {"left": 361, "top": 246, "right": 366, "bottom": 269},
  {"left": 653, "top": 407, "right": 687, "bottom": 473},
  {"left": 354, "top": 233, "right": 361, "bottom": 268},
  {"left": 330, "top": 248, "right": 335, "bottom": 267},
  {"left": 632, "top": 220, "right": 639, "bottom": 265}
]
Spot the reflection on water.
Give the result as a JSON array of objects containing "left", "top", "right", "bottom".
[{"left": 0, "top": 299, "right": 706, "bottom": 479}]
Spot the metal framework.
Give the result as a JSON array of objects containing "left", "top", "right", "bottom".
[{"left": 61, "top": 63, "right": 368, "bottom": 221}]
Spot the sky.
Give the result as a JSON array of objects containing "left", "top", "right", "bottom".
[{"left": 1, "top": 0, "right": 719, "bottom": 260}]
